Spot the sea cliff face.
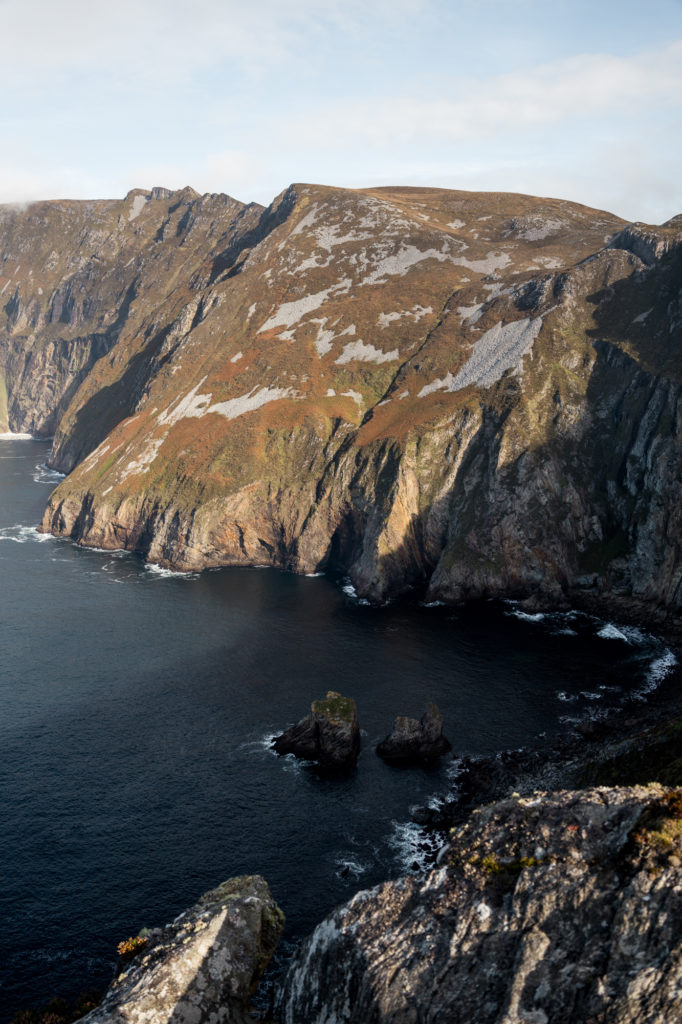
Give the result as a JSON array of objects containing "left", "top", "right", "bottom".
[{"left": 2, "top": 183, "right": 681, "bottom": 620}]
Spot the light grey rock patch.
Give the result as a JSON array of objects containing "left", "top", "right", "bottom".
[
  {"left": 377, "top": 305, "right": 432, "bottom": 327},
  {"left": 335, "top": 340, "right": 399, "bottom": 365},
  {"left": 82, "top": 875, "right": 283, "bottom": 1024},
  {"left": 209, "top": 386, "right": 296, "bottom": 420},
  {"left": 419, "top": 317, "right": 543, "bottom": 396},
  {"left": 258, "top": 280, "right": 352, "bottom": 333}
]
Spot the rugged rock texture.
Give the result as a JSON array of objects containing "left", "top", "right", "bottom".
[
  {"left": 0, "top": 187, "right": 263, "bottom": 439},
  {"left": 278, "top": 786, "right": 682, "bottom": 1024},
  {"left": 80, "top": 875, "right": 283, "bottom": 1024},
  {"left": 1, "top": 182, "right": 681, "bottom": 621},
  {"left": 376, "top": 701, "right": 451, "bottom": 763},
  {"left": 273, "top": 691, "right": 361, "bottom": 769}
]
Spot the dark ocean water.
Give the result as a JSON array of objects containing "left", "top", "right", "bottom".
[{"left": 0, "top": 438, "right": 676, "bottom": 1019}]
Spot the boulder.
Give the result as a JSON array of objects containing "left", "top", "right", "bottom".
[
  {"left": 273, "top": 691, "right": 360, "bottom": 769},
  {"left": 376, "top": 701, "right": 451, "bottom": 763},
  {"left": 81, "top": 875, "right": 283, "bottom": 1024},
  {"left": 278, "top": 786, "right": 682, "bottom": 1024}
]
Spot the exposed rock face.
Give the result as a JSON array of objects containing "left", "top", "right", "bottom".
[
  {"left": 0, "top": 188, "right": 263, "bottom": 440},
  {"left": 273, "top": 691, "right": 361, "bottom": 769},
  {"left": 376, "top": 701, "right": 451, "bottom": 762},
  {"left": 278, "top": 786, "right": 682, "bottom": 1024},
  {"left": 81, "top": 875, "right": 283, "bottom": 1024},
  {"left": 1, "top": 183, "right": 681, "bottom": 622}
]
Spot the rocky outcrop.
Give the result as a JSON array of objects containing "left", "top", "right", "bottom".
[
  {"left": 81, "top": 875, "right": 283, "bottom": 1024},
  {"left": 376, "top": 701, "right": 451, "bottom": 763},
  {"left": 278, "top": 786, "right": 682, "bottom": 1024},
  {"left": 273, "top": 691, "right": 361, "bottom": 769}
]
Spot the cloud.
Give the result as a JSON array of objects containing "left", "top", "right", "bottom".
[{"left": 274, "top": 40, "right": 682, "bottom": 147}]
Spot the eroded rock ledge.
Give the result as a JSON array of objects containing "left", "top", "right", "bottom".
[{"left": 278, "top": 786, "right": 682, "bottom": 1024}]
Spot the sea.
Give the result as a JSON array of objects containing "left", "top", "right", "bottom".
[{"left": 0, "top": 436, "right": 677, "bottom": 1019}]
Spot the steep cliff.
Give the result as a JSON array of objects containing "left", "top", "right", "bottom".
[
  {"left": 2, "top": 182, "right": 680, "bottom": 620},
  {"left": 278, "top": 785, "right": 682, "bottom": 1024}
]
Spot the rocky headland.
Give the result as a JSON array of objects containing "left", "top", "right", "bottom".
[{"left": 1, "top": 184, "right": 680, "bottom": 626}]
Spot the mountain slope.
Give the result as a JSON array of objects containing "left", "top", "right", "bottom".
[{"left": 2, "top": 182, "right": 680, "bottom": 620}]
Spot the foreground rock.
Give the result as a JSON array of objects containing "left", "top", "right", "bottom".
[
  {"left": 273, "top": 691, "right": 360, "bottom": 769},
  {"left": 376, "top": 701, "right": 451, "bottom": 763},
  {"left": 278, "top": 786, "right": 682, "bottom": 1023},
  {"left": 82, "top": 875, "right": 283, "bottom": 1024}
]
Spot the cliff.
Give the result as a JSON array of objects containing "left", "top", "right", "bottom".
[
  {"left": 278, "top": 785, "right": 682, "bottom": 1024},
  {"left": 1, "top": 183, "right": 681, "bottom": 620}
]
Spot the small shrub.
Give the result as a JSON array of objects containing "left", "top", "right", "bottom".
[{"left": 117, "top": 935, "right": 147, "bottom": 960}]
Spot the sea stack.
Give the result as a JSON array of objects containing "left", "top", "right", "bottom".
[
  {"left": 377, "top": 701, "right": 452, "bottom": 764},
  {"left": 273, "top": 691, "right": 361, "bottom": 770}
]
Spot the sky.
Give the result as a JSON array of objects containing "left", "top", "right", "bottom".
[{"left": 1, "top": 0, "right": 681, "bottom": 222}]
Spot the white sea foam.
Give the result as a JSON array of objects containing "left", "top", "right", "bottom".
[
  {"left": 32, "top": 462, "right": 65, "bottom": 485},
  {"left": 507, "top": 609, "right": 546, "bottom": 623},
  {"left": 632, "top": 649, "right": 678, "bottom": 700},
  {"left": 239, "top": 732, "right": 279, "bottom": 757},
  {"left": 597, "top": 623, "right": 630, "bottom": 641},
  {"left": 340, "top": 578, "right": 370, "bottom": 606},
  {"left": 334, "top": 856, "right": 370, "bottom": 879},
  {"left": 0, "top": 432, "right": 34, "bottom": 440},
  {"left": 144, "top": 563, "right": 198, "bottom": 579},
  {"left": 0, "top": 524, "right": 54, "bottom": 544},
  {"left": 388, "top": 820, "right": 432, "bottom": 873}
]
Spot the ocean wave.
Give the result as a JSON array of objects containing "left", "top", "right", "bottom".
[
  {"left": 239, "top": 733, "right": 279, "bottom": 757},
  {"left": 144, "top": 563, "right": 198, "bottom": 580},
  {"left": 340, "top": 577, "right": 370, "bottom": 606},
  {"left": 32, "top": 461, "right": 65, "bottom": 484},
  {"left": 388, "top": 820, "right": 431, "bottom": 872},
  {"left": 334, "top": 856, "right": 370, "bottom": 879},
  {"left": 0, "top": 524, "right": 54, "bottom": 544},
  {"left": 505, "top": 608, "right": 546, "bottom": 623},
  {"left": 631, "top": 649, "right": 679, "bottom": 700},
  {"left": 597, "top": 623, "right": 629, "bottom": 642},
  {"left": 0, "top": 431, "right": 34, "bottom": 440}
]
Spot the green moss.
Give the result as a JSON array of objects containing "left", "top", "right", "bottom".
[
  {"left": 312, "top": 691, "right": 356, "bottom": 724},
  {"left": 632, "top": 790, "right": 682, "bottom": 852}
]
